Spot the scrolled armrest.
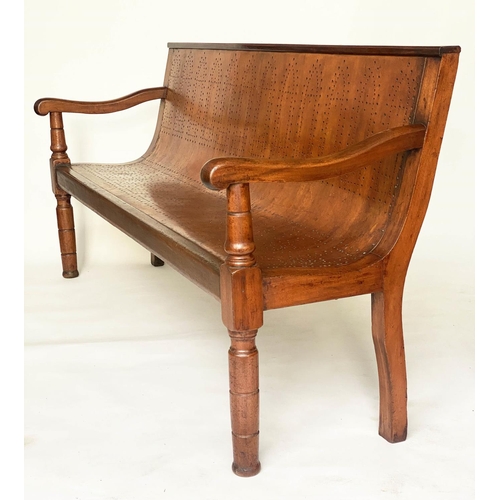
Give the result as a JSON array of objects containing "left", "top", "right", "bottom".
[
  {"left": 201, "top": 124, "right": 426, "bottom": 190},
  {"left": 34, "top": 87, "right": 168, "bottom": 116}
]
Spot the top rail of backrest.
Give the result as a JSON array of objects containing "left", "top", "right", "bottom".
[{"left": 167, "top": 43, "right": 460, "bottom": 57}]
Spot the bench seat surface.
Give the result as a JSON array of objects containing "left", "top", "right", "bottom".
[{"left": 62, "top": 159, "right": 385, "bottom": 273}]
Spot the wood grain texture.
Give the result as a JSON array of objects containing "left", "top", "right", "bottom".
[
  {"left": 220, "top": 183, "right": 263, "bottom": 476},
  {"left": 228, "top": 329, "right": 261, "bottom": 477},
  {"left": 263, "top": 261, "right": 383, "bottom": 309},
  {"left": 168, "top": 43, "right": 460, "bottom": 56},
  {"left": 34, "top": 44, "right": 460, "bottom": 476},
  {"left": 201, "top": 125, "right": 426, "bottom": 189},
  {"left": 371, "top": 288, "right": 407, "bottom": 442},
  {"left": 45, "top": 112, "right": 79, "bottom": 277},
  {"left": 56, "top": 167, "right": 222, "bottom": 298},
  {"left": 34, "top": 87, "right": 168, "bottom": 115}
]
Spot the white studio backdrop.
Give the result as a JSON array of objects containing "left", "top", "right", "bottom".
[{"left": 25, "top": 0, "right": 474, "bottom": 270}]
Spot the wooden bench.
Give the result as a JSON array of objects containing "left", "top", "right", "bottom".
[{"left": 34, "top": 43, "right": 460, "bottom": 476}]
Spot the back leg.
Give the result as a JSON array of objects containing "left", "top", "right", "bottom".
[
  {"left": 371, "top": 286, "right": 407, "bottom": 443},
  {"left": 150, "top": 254, "right": 164, "bottom": 267}
]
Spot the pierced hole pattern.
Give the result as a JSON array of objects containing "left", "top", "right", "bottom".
[{"left": 72, "top": 50, "right": 426, "bottom": 269}]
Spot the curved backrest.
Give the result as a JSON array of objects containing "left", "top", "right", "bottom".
[{"left": 146, "top": 44, "right": 459, "bottom": 263}]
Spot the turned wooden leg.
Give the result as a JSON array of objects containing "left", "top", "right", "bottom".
[
  {"left": 228, "top": 329, "right": 261, "bottom": 477},
  {"left": 150, "top": 254, "right": 164, "bottom": 267},
  {"left": 371, "top": 287, "right": 407, "bottom": 443},
  {"left": 47, "top": 112, "right": 78, "bottom": 279},
  {"left": 221, "top": 183, "right": 263, "bottom": 476},
  {"left": 55, "top": 193, "right": 79, "bottom": 279}
]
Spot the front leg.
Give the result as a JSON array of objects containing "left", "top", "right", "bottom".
[
  {"left": 228, "top": 328, "right": 261, "bottom": 476},
  {"left": 50, "top": 112, "right": 79, "bottom": 278},
  {"left": 56, "top": 193, "right": 79, "bottom": 278},
  {"left": 222, "top": 264, "right": 263, "bottom": 476},
  {"left": 221, "top": 183, "right": 263, "bottom": 476}
]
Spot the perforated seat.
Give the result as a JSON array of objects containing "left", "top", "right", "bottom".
[{"left": 66, "top": 159, "right": 386, "bottom": 272}]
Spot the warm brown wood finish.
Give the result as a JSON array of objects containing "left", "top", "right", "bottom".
[
  {"left": 221, "top": 183, "right": 263, "bottom": 475},
  {"left": 35, "top": 43, "right": 460, "bottom": 476},
  {"left": 34, "top": 87, "right": 168, "bottom": 115},
  {"left": 55, "top": 193, "right": 79, "bottom": 278},
  {"left": 201, "top": 124, "right": 426, "bottom": 189}
]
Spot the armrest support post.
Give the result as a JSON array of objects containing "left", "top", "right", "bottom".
[
  {"left": 49, "top": 112, "right": 70, "bottom": 166},
  {"left": 224, "top": 183, "right": 256, "bottom": 268},
  {"left": 48, "top": 112, "right": 71, "bottom": 196}
]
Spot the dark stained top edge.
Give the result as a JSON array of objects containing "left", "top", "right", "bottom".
[{"left": 167, "top": 43, "right": 460, "bottom": 57}]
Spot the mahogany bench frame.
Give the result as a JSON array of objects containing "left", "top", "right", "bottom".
[{"left": 35, "top": 43, "right": 460, "bottom": 476}]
